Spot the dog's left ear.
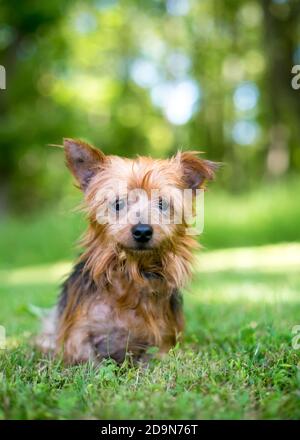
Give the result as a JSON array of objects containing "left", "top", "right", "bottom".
[
  {"left": 177, "top": 151, "right": 219, "bottom": 189},
  {"left": 63, "top": 138, "right": 106, "bottom": 191}
]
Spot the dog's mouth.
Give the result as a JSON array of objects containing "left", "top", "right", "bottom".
[
  {"left": 125, "top": 245, "right": 154, "bottom": 252},
  {"left": 120, "top": 242, "right": 156, "bottom": 253}
]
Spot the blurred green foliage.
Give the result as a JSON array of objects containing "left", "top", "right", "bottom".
[
  {"left": 1, "top": 177, "right": 300, "bottom": 269},
  {"left": 1, "top": 2, "right": 300, "bottom": 419},
  {"left": 1, "top": 0, "right": 300, "bottom": 212}
]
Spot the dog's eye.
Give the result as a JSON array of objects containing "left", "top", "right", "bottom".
[
  {"left": 158, "top": 197, "right": 169, "bottom": 212},
  {"left": 113, "top": 198, "right": 126, "bottom": 211}
]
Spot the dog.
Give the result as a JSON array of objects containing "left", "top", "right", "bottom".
[{"left": 37, "top": 138, "right": 217, "bottom": 364}]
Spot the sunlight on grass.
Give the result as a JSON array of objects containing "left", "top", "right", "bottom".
[
  {"left": 189, "top": 277, "right": 300, "bottom": 304},
  {"left": 196, "top": 243, "right": 300, "bottom": 273},
  {"left": 0, "top": 261, "right": 72, "bottom": 286},
  {"left": 1, "top": 243, "right": 299, "bottom": 286}
]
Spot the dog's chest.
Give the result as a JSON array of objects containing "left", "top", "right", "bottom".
[
  {"left": 86, "top": 279, "right": 176, "bottom": 361},
  {"left": 88, "top": 278, "right": 168, "bottom": 332}
]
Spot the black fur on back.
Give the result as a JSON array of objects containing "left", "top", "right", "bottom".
[
  {"left": 58, "top": 262, "right": 183, "bottom": 319},
  {"left": 58, "top": 260, "right": 96, "bottom": 316},
  {"left": 170, "top": 289, "right": 183, "bottom": 314}
]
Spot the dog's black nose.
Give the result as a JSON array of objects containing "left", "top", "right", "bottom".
[{"left": 132, "top": 224, "right": 153, "bottom": 243}]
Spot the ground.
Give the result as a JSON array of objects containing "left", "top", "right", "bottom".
[
  {"left": 1, "top": 180, "right": 300, "bottom": 419},
  {"left": 0, "top": 243, "right": 300, "bottom": 419}
]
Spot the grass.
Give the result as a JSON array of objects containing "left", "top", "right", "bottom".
[
  {"left": 0, "top": 244, "right": 300, "bottom": 419},
  {"left": 0, "top": 178, "right": 300, "bottom": 419}
]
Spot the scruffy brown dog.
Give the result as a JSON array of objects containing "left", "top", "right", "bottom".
[{"left": 38, "top": 138, "right": 217, "bottom": 364}]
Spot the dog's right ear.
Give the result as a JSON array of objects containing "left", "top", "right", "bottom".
[
  {"left": 63, "top": 138, "right": 106, "bottom": 191},
  {"left": 176, "top": 151, "right": 219, "bottom": 190}
]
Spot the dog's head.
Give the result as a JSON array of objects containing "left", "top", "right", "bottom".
[{"left": 63, "top": 138, "right": 218, "bottom": 254}]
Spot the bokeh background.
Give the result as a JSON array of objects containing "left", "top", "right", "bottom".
[
  {"left": 1, "top": 0, "right": 300, "bottom": 200},
  {"left": 0, "top": 0, "right": 300, "bottom": 263},
  {"left": 0, "top": 0, "right": 300, "bottom": 265},
  {"left": 1, "top": 0, "right": 300, "bottom": 268}
]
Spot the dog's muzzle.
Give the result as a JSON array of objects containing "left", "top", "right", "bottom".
[{"left": 131, "top": 223, "right": 153, "bottom": 243}]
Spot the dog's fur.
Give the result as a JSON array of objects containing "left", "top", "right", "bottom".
[{"left": 37, "top": 139, "right": 217, "bottom": 364}]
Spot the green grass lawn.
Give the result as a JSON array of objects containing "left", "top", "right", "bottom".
[
  {"left": 0, "top": 243, "right": 300, "bottom": 419},
  {"left": 1, "top": 179, "right": 300, "bottom": 419}
]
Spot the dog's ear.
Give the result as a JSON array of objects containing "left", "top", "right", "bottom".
[
  {"left": 177, "top": 151, "right": 219, "bottom": 189},
  {"left": 63, "top": 138, "right": 106, "bottom": 191}
]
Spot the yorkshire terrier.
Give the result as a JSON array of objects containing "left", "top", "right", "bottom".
[{"left": 38, "top": 138, "right": 217, "bottom": 364}]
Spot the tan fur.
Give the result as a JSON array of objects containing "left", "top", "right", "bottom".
[{"left": 38, "top": 139, "right": 217, "bottom": 364}]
